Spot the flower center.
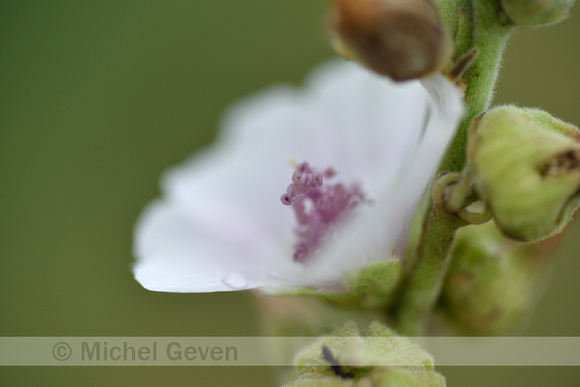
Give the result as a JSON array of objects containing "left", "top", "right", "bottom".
[{"left": 280, "top": 161, "right": 365, "bottom": 263}]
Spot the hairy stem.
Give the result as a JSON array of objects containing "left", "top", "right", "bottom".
[{"left": 396, "top": 0, "right": 513, "bottom": 336}]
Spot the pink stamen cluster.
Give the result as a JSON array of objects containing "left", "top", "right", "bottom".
[{"left": 281, "top": 162, "right": 365, "bottom": 263}]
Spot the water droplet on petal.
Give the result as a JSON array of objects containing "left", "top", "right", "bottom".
[{"left": 223, "top": 273, "right": 248, "bottom": 289}]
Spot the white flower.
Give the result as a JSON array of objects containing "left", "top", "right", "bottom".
[{"left": 133, "top": 60, "right": 464, "bottom": 293}]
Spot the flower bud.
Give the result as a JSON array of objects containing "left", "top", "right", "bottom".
[
  {"left": 501, "top": 0, "right": 575, "bottom": 26},
  {"left": 285, "top": 321, "right": 446, "bottom": 386},
  {"left": 467, "top": 106, "right": 580, "bottom": 241},
  {"left": 254, "top": 297, "right": 379, "bottom": 385},
  {"left": 442, "top": 221, "right": 561, "bottom": 335},
  {"left": 329, "top": 0, "right": 452, "bottom": 81},
  {"left": 265, "top": 259, "right": 403, "bottom": 310}
]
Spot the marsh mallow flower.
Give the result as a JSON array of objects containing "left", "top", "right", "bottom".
[{"left": 133, "top": 60, "right": 463, "bottom": 293}]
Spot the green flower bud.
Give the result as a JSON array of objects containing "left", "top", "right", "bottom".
[
  {"left": 341, "top": 259, "right": 403, "bottom": 309},
  {"left": 269, "top": 259, "right": 403, "bottom": 310},
  {"left": 255, "top": 297, "right": 379, "bottom": 384},
  {"left": 329, "top": 0, "right": 452, "bottom": 81},
  {"left": 467, "top": 106, "right": 580, "bottom": 241},
  {"left": 285, "top": 321, "right": 446, "bottom": 387},
  {"left": 442, "top": 221, "right": 560, "bottom": 335},
  {"left": 501, "top": 0, "right": 575, "bottom": 26}
]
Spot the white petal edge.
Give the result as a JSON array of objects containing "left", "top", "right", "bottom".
[{"left": 134, "top": 200, "right": 276, "bottom": 292}]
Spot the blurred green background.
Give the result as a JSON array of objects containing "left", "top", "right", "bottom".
[{"left": 1, "top": 1, "right": 579, "bottom": 386}]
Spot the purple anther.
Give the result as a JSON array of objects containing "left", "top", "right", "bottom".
[{"left": 280, "top": 161, "right": 366, "bottom": 263}]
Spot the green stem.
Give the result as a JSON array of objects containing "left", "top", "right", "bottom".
[
  {"left": 398, "top": 208, "right": 466, "bottom": 336},
  {"left": 396, "top": 0, "right": 513, "bottom": 336},
  {"left": 441, "top": 0, "right": 513, "bottom": 173}
]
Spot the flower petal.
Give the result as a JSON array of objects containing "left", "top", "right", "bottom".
[
  {"left": 134, "top": 200, "right": 276, "bottom": 292},
  {"left": 301, "top": 62, "right": 430, "bottom": 191},
  {"left": 292, "top": 74, "right": 464, "bottom": 287}
]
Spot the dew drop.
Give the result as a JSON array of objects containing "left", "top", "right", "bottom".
[{"left": 223, "top": 272, "right": 248, "bottom": 289}]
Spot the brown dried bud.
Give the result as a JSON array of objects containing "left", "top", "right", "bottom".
[{"left": 330, "top": 0, "right": 452, "bottom": 81}]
